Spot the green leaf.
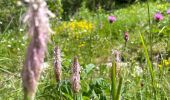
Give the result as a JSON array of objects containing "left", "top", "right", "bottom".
[
  {"left": 82, "top": 96, "right": 90, "bottom": 100},
  {"left": 62, "top": 92, "right": 73, "bottom": 100},
  {"left": 82, "top": 64, "right": 95, "bottom": 79},
  {"left": 85, "top": 64, "right": 95, "bottom": 74},
  {"left": 81, "top": 81, "right": 90, "bottom": 92}
]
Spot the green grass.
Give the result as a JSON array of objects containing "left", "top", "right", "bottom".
[{"left": 0, "top": 1, "right": 170, "bottom": 100}]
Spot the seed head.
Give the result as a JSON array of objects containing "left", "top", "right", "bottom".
[
  {"left": 21, "top": 0, "right": 54, "bottom": 99},
  {"left": 71, "top": 56, "right": 81, "bottom": 93},
  {"left": 54, "top": 46, "right": 62, "bottom": 82}
]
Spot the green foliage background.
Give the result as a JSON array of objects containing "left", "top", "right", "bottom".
[{"left": 0, "top": 0, "right": 154, "bottom": 32}]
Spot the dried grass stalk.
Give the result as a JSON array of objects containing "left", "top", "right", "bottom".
[
  {"left": 54, "top": 46, "right": 62, "bottom": 82},
  {"left": 71, "top": 56, "right": 81, "bottom": 93},
  {"left": 21, "top": 0, "right": 54, "bottom": 99}
]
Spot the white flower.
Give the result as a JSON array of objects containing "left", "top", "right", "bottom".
[
  {"left": 19, "top": 28, "right": 24, "bottom": 32},
  {"left": 41, "top": 62, "right": 49, "bottom": 69},
  {"left": 17, "top": 48, "right": 20, "bottom": 51},
  {"left": 22, "top": 36, "right": 28, "bottom": 40},
  {"left": 131, "top": 41, "right": 134, "bottom": 44},
  {"left": 83, "top": 30, "right": 87, "bottom": 33},
  {"left": 120, "top": 62, "right": 128, "bottom": 67},
  {"left": 96, "top": 66, "right": 99, "bottom": 70},
  {"left": 21, "top": 43, "right": 25, "bottom": 46},
  {"left": 17, "top": 1, "right": 22, "bottom": 6},
  {"left": 135, "top": 66, "right": 143, "bottom": 76},
  {"left": 70, "top": 18, "right": 74, "bottom": 22},
  {"left": 1, "top": 40, "right": 6, "bottom": 43},
  {"left": 7, "top": 45, "right": 11, "bottom": 48},
  {"left": 106, "top": 62, "right": 112, "bottom": 67}
]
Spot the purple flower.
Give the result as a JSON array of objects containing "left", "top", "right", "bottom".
[
  {"left": 167, "top": 9, "right": 170, "bottom": 14},
  {"left": 108, "top": 16, "right": 116, "bottom": 23},
  {"left": 154, "top": 12, "right": 163, "bottom": 21}
]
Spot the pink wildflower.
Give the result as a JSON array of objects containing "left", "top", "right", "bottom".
[
  {"left": 108, "top": 16, "right": 116, "bottom": 23},
  {"left": 154, "top": 12, "right": 163, "bottom": 21},
  {"left": 167, "top": 9, "right": 170, "bottom": 14}
]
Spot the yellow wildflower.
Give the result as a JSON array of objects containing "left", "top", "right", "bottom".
[
  {"left": 56, "top": 21, "right": 93, "bottom": 31},
  {"left": 78, "top": 42, "right": 86, "bottom": 48},
  {"left": 158, "top": 59, "right": 170, "bottom": 67}
]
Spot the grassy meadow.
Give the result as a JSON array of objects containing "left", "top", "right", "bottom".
[{"left": 0, "top": 1, "right": 170, "bottom": 100}]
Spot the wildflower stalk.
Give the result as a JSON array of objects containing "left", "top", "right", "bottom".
[
  {"left": 71, "top": 56, "right": 81, "bottom": 100},
  {"left": 108, "top": 15, "right": 116, "bottom": 49},
  {"left": 108, "top": 16, "right": 117, "bottom": 100},
  {"left": 109, "top": 17, "right": 114, "bottom": 100},
  {"left": 54, "top": 46, "right": 62, "bottom": 99},
  {"left": 21, "top": 0, "right": 54, "bottom": 99},
  {"left": 54, "top": 46, "right": 62, "bottom": 82},
  {"left": 109, "top": 22, "right": 113, "bottom": 49}
]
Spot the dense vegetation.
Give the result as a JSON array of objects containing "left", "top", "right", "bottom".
[{"left": 0, "top": 0, "right": 170, "bottom": 100}]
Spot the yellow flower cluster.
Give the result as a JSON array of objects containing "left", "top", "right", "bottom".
[
  {"left": 158, "top": 59, "right": 170, "bottom": 67},
  {"left": 78, "top": 42, "right": 86, "bottom": 48},
  {"left": 157, "top": 4, "right": 166, "bottom": 11},
  {"left": 68, "top": 21, "right": 93, "bottom": 31},
  {"left": 55, "top": 20, "right": 93, "bottom": 35}
]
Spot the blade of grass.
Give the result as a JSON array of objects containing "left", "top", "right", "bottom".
[
  {"left": 140, "top": 33, "right": 157, "bottom": 99},
  {"left": 115, "top": 76, "right": 123, "bottom": 100},
  {"left": 0, "top": 67, "right": 13, "bottom": 74},
  {"left": 111, "top": 62, "right": 116, "bottom": 100},
  {"left": 146, "top": 0, "right": 153, "bottom": 65},
  {"left": 2, "top": 17, "right": 14, "bottom": 34}
]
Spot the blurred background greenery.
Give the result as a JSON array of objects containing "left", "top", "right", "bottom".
[{"left": 0, "top": 0, "right": 165, "bottom": 32}]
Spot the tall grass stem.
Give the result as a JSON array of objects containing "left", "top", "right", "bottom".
[
  {"left": 140, "top": 33, "right": 157, "bottom": 100},
  {"left": 146, "top": 0, "right": 153, "bottom": 65}
]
